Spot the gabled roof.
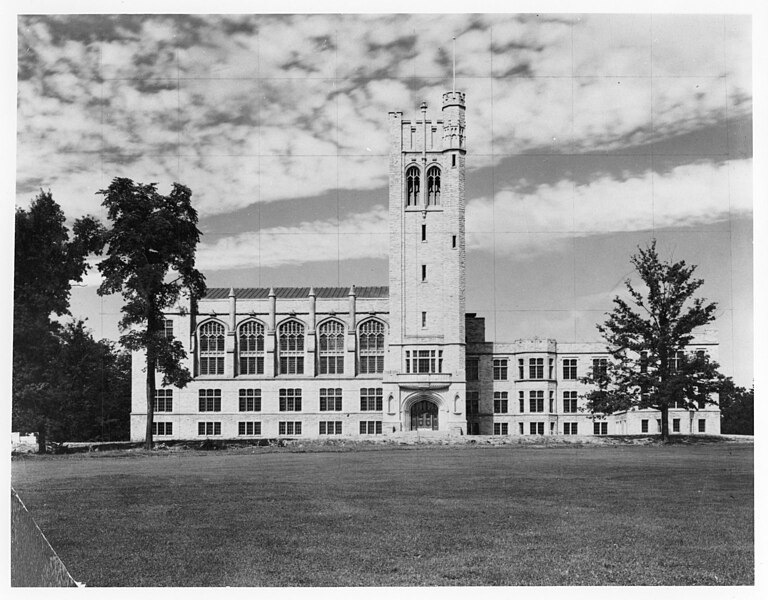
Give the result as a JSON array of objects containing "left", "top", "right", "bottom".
[{"left": 202, "top": 286, "right": 389, "bottom": 300}]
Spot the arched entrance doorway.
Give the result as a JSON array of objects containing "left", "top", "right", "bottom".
[{"left": 410, "top": 399, "right": 438, "bottom": 431}]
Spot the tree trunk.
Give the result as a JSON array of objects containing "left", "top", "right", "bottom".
[
  {"left": 144, "top": 349, "right": 156, "bottom": 450},
  {"left": 36, "top": 419, "right": 47, "bottom": 454},
  {"left": 660, "top": 404, "right": 669, "bottom": 442}
]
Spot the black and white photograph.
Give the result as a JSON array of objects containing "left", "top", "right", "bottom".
[{"left": 7, "top": 1, "right": 758, "bottom": 591}]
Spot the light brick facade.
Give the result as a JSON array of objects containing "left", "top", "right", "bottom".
[{"left": 130, "top": 90, "right": 721, "bottom": 441}]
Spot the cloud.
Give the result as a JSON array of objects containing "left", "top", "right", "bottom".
[
  {"left": 467, "top": 158, "right": 752, "bottom": 258},
  {"left": 16, "top": 14, "right": 752, "bottom": 222}
]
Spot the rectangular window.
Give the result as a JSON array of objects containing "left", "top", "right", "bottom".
[
  {"left": 452, "top": 154, "right": 456, "bottom": 167},
  {"left": 279, "top": 388, "right": 302, "bottom": 412},
  {"left": 466, "top": 391, "right": 479, "bottom": 416},
  {"left": 238, "top": 389, "right": 262, "bottom": 412},
  {"left": 359, "top": 421, "right": 382, "bottom": 435},
  {"left": 592, "top": 358, "right": 608, "bottom": 378},
  {"left": 154, "top": 389, "right": 173, "bottom": 412},
  {"left": 529, "top": 422, "right": 544, "bottom": 435},
  {"left": 161, "top": 319, "right": 174, "bottom": 339},
  {"left": 563, "top": 358, "right": 577, "bottom": 380},
  {"left": 563, "top": 391, "right": 578, "bottom": 413},
  {"left": 518, "top": 391, "right": 525, "bottom": 413},
  {"left": 563, "top": 422, "right": 578, "bottom": 435},
  {"left": 466, "top": 357, "right": 479, "bottom": 381},
  {"left": 280, "top": 356, "right": 304, "bottom": 375},
  {"left": 529, "top": 358, "right": 544, "bottom": 379},
  {"left": 319, "top": 356, "right": 344, "bottom": 375},
  {"left": 198, "top": 389, "right": 221, "bottom": 412},
  {"left": 278, "top": 421, "right": 302, "bottom": 436},
  {"left": 641, "top": 419, "right": 649, "bottom": 433},
  {"left": 240, "top": 356, "right": 264, "bottom": 375},
  {"left": 200, "top": 356, "right": 224, "bottom": 376},
  {"left": 518, "top": 359, "right": 524, "bottom": 379},
  {"left": 197, "top": 422, "right": 221, "bottom": 436},
  {"left": 421, "top": 312, "right": 427, "bottom": 327},
  {"left": 493, "top": 423, "right": 509, "bottom": 435},
  {"left": 408, "top": 349, "right": 442, "bottom": 374},
  {"left": 319, "top": 421, "right": 342, "bottom": 435},
  {"left": 493, "top": 392, "right": 509, "bottom": 414},
  {"left": 667, "top": 350, "right": 685, "bottom": 372},
  {"left": 152, "top": 422, "right": 173, "bottom": 436},
  {"left": 493, "top": 359, "right": 508, "bottom": 381},
  {"left": 698, "top": 419, "right": 706, "bottom": 433},
  {"left": 320, "top": 388, "right": 343, "bottom": 411},
  {"left": 452, "top": 235, "right": 457, "bottom": 248},
  {"left": 360, "top": 388, "right": 383, "bottom": 411},
  {"left": 238, "top": 421, "right": 262, "bottom": 436},
  {"left": 519, "top": 422, "right": 524, "bottom": 435},
  {"left": 593, "top": 422, "right": 607, "bottom": 435},
  {"left": 672, "top": 418, "right": 681, "bottom": 433},
  {"left": 421, "top": 264, "right": 427, "bottom": 281},
  {"left": 529, "top": 390, "right": 544, "bottom": 413},
  {"left": 421, "top": 224, "right": 427, "bottom": 242},
  {"left": 548, "top": 358, "right": 554, "bottom": 379},
  {"left": 549, "top": 390, "right": 554, "bottom": 413}
]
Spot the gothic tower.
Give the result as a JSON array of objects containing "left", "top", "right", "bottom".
[{"left": 383, "top": 91, "right": 467, "bottom": 434}]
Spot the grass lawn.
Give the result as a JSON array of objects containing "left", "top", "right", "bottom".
[{"left": 11, "top": 442, "right": 753, "bottom": 587}]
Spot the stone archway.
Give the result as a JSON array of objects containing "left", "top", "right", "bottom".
[{"left": 410, "top": 399, "right": 438, "bottom": 431}]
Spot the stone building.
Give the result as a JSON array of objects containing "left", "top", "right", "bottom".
[{"left": 130, "top": 90, "right": 721, "bottom": 441}]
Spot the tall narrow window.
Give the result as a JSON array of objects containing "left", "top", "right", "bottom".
[
  {"left": 406, "top": 165, "right": 420, "bottom": 206},
  {"left": 198, "top": 321, "right": 225, "bottom": 375},
  {"left": 161, "top": 319, "right": 174, "bottom": 339},
  {"left": 422, "top": 224, "right": 427, "bottom": 241},
  {"left": 318, "top": 320, "right": 344, "bottom": 375},
  {"left": 421, "top": 312, "right": 427, "bottom": 328},
  {"left": 421, "top": 264, "right": 427, "bottom": 281},
  {"left": 426, "top": 166, "right": 441, "bottom": 206},
  {"left": 358, "top": 320, "right": 385, "bottom": 374},
  {"left": 279, "top": 320, "right": 305, "bottom": 375},
  {"left": 452, "top": 235, "right": 457, "bottom": 248},
  {"left": 452, "top": 154, "right": 456, "bottom": 167},
  {"left": 238, "top": 321, "right": 264, "bottom": 375}
]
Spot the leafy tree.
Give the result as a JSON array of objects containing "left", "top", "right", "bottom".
[
  {"left": 718, "top": 379, "right": 753, "bottom": 435},
  {"left": 95, "top": 178, "right": 206, "bottom": 450},
  {"left": 55, "top": 320, "right": 131, "bottom": 442},
  {"left": 583, "top": 240, "right": 722, "bottom": 440},
  {"left": 13, "top": 191, "right": 101, "bottom": 453}
]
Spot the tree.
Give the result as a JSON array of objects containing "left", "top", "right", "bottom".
[
  {"left": 13, "top": 191, "right": 101, "bottom": 453},
  {"left": 55, "top": 321, "right": 131, "bottom": 442},
  {"left": 95, "top": 178, "right": 206, "bottom": 450},
  {"left": 718, "top": 378, "right": 753, "bottom": 435},
  {"left": 583, "top": 240, "right": 722, "bottom": 440}
]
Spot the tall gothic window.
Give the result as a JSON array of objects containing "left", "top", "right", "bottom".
[
  {"left": 238, "top": 321, "right": 264, "bottom": 375},
  {"left": 198, "top": 321, "right": 225, "bottom": 376},
  {"left": 426, "top": 165, "right": 440, "bottom": 205},
  {"left": 279, "top": 320, "right": 305, "bottom": 375},
  {"left": 318, "top": 320, "right": 345, "bottom": 375},
  {"left": 406, "top": 165, "right": 420, "bottom": 206},
  {"left": 358, "top": 320, "right": 385, "bottom": 374}
]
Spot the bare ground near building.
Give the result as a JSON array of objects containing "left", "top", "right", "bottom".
[{"left": 11, "top": 441, "right": 753, "bottom": 586}]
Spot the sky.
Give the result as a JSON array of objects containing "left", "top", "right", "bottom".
[{"left": 13, "top": 11, "right": 754, "bottom": 385}]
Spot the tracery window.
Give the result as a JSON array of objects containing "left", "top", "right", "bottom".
[
  {"left": 318, "top": 320, "right": 345, "bottom": 375},
  {"left": 238, "top": 321, "right": 264, "bottom": 375},
  {"left": 406, "top": 165, "right": 420, "bottom": 206},
  {"left": 279, "top": 320, "right": 305, "bottom": 375},
  {"left": 358, "top": 320, "right": 385, "bottom": 374},
  {"left": 198, "top": 321, "right": 225, "bottom": 376},
  {"left": 426, "top": 165, "right": 440, "bottom": 205}
]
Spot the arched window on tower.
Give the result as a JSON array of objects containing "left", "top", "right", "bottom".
[
  {"left": 238, "top": 320, "right": 264, "bottom": 375},
  {"left": 426, "top": 165, "right": 440, "bottom": 206},
  {"left": 198, "top": 321, "right": 225, "bottom": 376},
  {"left": 359, "top": 320, "right": 385, "bottom": 374},
  {"left": 406, "top": 165, "right": 420, "bottom": 207},
  {"left": 318, "top": 320, "right": 345, "bottom": 375},
  {"left": 278, "top": 320, "right": 305, "bottom": 375}
]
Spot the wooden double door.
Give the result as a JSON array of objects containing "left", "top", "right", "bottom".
[{"left": 410, "top": 400, "right": 438, "bottom": 431}]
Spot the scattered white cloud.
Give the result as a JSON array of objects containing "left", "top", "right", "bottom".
[{"left": 16, "top": 14, "right": 752, "bottom": 220}]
